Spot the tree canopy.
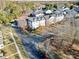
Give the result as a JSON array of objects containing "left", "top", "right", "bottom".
[
  {"left": 0, "top": 11, "right": 9, "bottom": 24},
  {"left": 0, "top": 1, "right": 35, "bottom": 25},
  {"left": 45, "top": 4, "right": 53, "bottom": 10}
]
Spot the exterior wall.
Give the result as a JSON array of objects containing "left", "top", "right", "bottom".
[
  {"left": 48, "top": 16, "right": 55, "bottom": 24},
  {"left": 17, "top": 19, "right": 27, "bottom": 28},
  {"left": 28, "top": 20, "right": 32, "bottom": 28},
  {"left": 55, "top": 15, "right": 64, "bottom": 22},
  {"left": 39, "top": 19, "right": 45, "bottom": 26},
  {"left": 28, "top": 17, "right": 46, "bottom": 29},
  {"left": 28, "top": 20, "right": 39, "bottom": 29},
  {"left": 32, "top": 21, "right": 39, "bottom": 29}
]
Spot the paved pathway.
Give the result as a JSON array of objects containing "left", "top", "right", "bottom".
[{"left": 10, "top": 32, "right": 23, "bottom": 59}]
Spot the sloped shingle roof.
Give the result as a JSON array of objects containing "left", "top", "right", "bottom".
[{"left": 74, "top": 6, "right": 79, "bottom": 13}]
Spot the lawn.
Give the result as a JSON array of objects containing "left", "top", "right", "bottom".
[{"left": 0, "top": 25, "right": 29, "bottom": 59}]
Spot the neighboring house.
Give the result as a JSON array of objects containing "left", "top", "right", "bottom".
[
  {"left": 74, "top": 6, "right": 79, "bottom": 18},
  {"left": 63, "top": 9, "right": 77, "bottom": 18},
  {"left": 0, "top": 31, "right": 4, "bottom": 49},
  {"left": 61, "top": 7, "right": 77, "bottom": 17},
  {"left": 44, "top": 8, "right": 65, "bottom": 25},
  {"left": 15, "top": 13, "right": 29, "bottom": 31},
  {"left": 70, "top": 9, "right": 77, "bottom": 17},
  {"left": 47, "top": 13, "right": 64, "bottom": 25},
  {"left": 27, "top": 16, "right": 46, "bottom": 29}
]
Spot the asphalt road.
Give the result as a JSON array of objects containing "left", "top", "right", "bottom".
[{"left": 14, "top": 28, "right": 46, "bottom": 59}]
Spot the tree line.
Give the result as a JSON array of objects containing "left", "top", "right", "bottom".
[
  {"left": 0, "top": 1, "right": 79, "bottom": 25},
  {"left": 0, "top": 1, "right": 35, "bottom": 25}
]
